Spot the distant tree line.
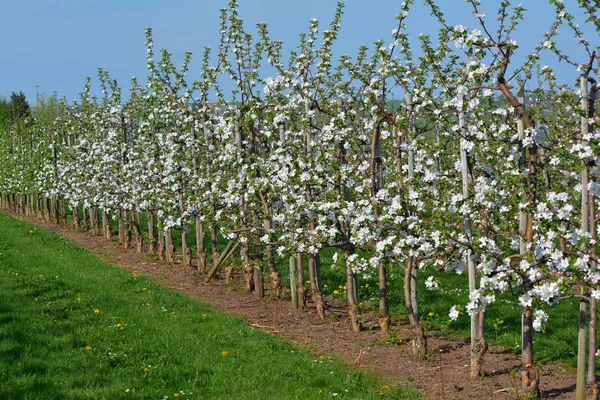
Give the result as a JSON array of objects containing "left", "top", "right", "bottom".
[{"left": 0, "top": 92, "right": 31, "bottom": 126}]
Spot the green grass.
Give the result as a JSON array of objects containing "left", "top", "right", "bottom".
[{"left": 0, "top": 213, "right": 419, "bottom": 400}]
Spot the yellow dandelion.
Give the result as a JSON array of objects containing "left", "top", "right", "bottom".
[
  {"left": 365, "top": 283, "right": 369, "bottom": 288},
  {"left": 142, "top": 287, "right": 148, "bottom": 291},
  {"left": 333, "top": 290, "right": 340, "bottom": 295},
  {"left": 77, "top": 297, "right": 81, "bottom": 301},
  {"left": 174, "top": 394, "right": 180, "bottom": 397},
  {"left": 116, "top": 323, "right": 122, "bottom": 327},
  {"left": 85, "top": 345, "right": 92, "bottom": 351},
  {"left": 319, "top": 355, "right": 325, "bottom": 359},
  {"left": 145, "top": 303, "right": 150, "bottom": 306},
  {"left": 343, "top": 285, "right": 347, "bottom": 290},
  {"left": 94, "top": 309, "right": 100, "bottom": 314},
  {"left": 323, "top": 284, "right": 328, "bottom": 288},
  {"left": 132, "top": 273, "right": 139, "bottom": 279},
  {"left": 144, "top": 367, "right": 150, "bottom": 373},
  {"left": 221, "top": 351, "right": 229, "bottom": 356},
  {"left": 428, "top": 312, "right": 434, "bottom": 317}
]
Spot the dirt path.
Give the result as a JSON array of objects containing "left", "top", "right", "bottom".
[{"left": 5, "top": 211, "right": 579, "bottom": 399}]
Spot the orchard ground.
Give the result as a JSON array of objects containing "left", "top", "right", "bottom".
[{"left": 1, "top": 210, "right": 582, "bottom": 399}]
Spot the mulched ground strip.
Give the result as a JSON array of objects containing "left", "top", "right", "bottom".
[{"left": 3, "top": 210, "right": 580, "bottom": 399}]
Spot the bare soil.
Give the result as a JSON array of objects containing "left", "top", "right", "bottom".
[{"left": 7, "top": 211, "right": 581, "bottom": 399}]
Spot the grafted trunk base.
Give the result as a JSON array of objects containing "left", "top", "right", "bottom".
[
  {"left": 349, "top": 302, "right": 362, "bottom": 333},
  {"left": 92, "top": 220, "right": 100, "bottom": 236},
  {"left": 197, "top": 252, "right": 207, "bottom": 272},
  {"left": 183, "top": 247, "right": 193, "bottom": 269},
  {"left": 470, "top": 337, "right": 488, "bottom": 378},
  {"left": 270, "top": 271, "right": 282, "bottom": 298},
  {"left": 225, "top": 266, "right": 234, "bottom": 284},
  {"left": 378, "top": 313, "right": 390, "bottom": 338},
  {"left": 166, "top": 244, "right": 175, "bottom": 263},
  {"left": 411, "top": 323, "right": 427, "bottom": 359},
  {"left": 588, "top": 383, "right": 599, "bottom": 400},
  {"left": 148, "top": 239, "right": 157, "bottom": 255},
  {"left": 244, "top": 267, "right": 254, "bottom": 292},
  {"left": 521, "top": 364, "right": 540, "bottom": 399},
  {"left": 253, "top": 265, "right": 264, "bottom": 298},
  {"left": 312, "top": 290, "right": 325, "bottom": 319},
  {"left": 158, "top": 243, "right": 165, "bottom": 261},
  {"left": 297, "top": 285, "right": 307, "bottom": 309}
]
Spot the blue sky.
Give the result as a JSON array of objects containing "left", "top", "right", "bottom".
[{"left": 0, "top": 1, "right": 595, "bottom": 105}]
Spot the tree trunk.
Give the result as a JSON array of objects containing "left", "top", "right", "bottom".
[
  {"left": 577, "top": 297, "right": 589, "bottom": 400},
  {"left": 345, "top": 247, "right": 361, "bottom": 332},
  {"left": 157, "top": 218, "right": 165, "bottom": 261},
  {"left": 576, "top": 75, "right": 591, "bottom": 400},
  {"left": 244, "top": 267, "right": 254, "bottom": 292},
  {"left": 378, "top": 259, "right": 390, "bottom": 337},
  {"left": 53, "top": 198, "right": 59, "bottom": 225},
  {"left": 308, "top": 252, "right": 324, "bottom": 319},
  {"left": 211, "top": 222, "right": 219, "bottom": 268},
  {"left": 297, "top": 253, "right": 307, "bottom": 309},
  {"left": 521, "top": 303, "right": 540, "bottom": 398},
  {"left": 196, "top": 216, "right": 207, "bottom": 271},
  {"left": 20, "top": 194, "right": 26, "bottom": 216},
  {"left": 123, "top": 209, "right": 131, "bottom": 249},
  {"left": 587, "top": 76, "right": 599, "bottom": 400},
  {"left": 289, "top": 253, "right": 298, "bottom": 309},
  {"left": 147, "top": 211, "right": 157, "bottom": 254},
  {"left": 72, "top": 204, "right": 80, "bottom": 229},
  {"left": 182, "top": 228, "right": 192, "bottom": 268},
  {"left": 60, "top": 199, "right": 67, "bottom": 225},
  {"left": 90, "top": 207, "right": 100, "bottom": 235},
  {"left": 225, "top": 266, "right": 234, "bottom": 284},
  {"left": 241, "top": 242, "right": 251, "bottom": 290},
  {"left": 45, "top": 196, "right": 52, "bottom": 222},
  {"left": 118, "top": 208, "right": 125, "bottom": 244},
  {"left": 102, "top": 210, "right": 111, "bottom": 240},
  {"left": 165, "top": 228, "right": 175, "bottom": 263},
  {"left": 405, "top": 257, "right": 426, "bottom": 358},
  {"left": 471, "top": 310, "right": 488, "bottom": 378},
  {"left": 253, "top": 260, "right": 264, "bottom": 298},
  {"left": 589, "top": 297, "right": 599, "bottom": 400},
  {"left": 264, "top": 219, "right": 281, "bottom": 298},
  {"left": 131, "top": 211, "right": 143, "bottom": 253}
]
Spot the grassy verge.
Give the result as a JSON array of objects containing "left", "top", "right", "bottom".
[{"left": 0, "top": 213, "right": 418, "bottom": 400}]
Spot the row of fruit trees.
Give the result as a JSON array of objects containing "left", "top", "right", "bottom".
[{"left": 1, "top": 1, "right": 599, "bottom": 397}]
